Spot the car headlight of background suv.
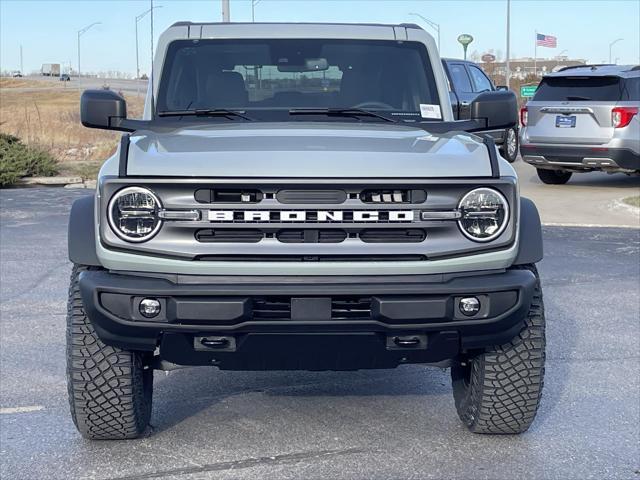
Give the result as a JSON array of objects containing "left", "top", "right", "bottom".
[
  {"left": 457, "top": 187, "right": 509, "bottom": 242},
  {"left": 107, "top": 186, "right": 162, "bottom": 242}
]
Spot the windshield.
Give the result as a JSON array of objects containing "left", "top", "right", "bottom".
[{"left": 156, "top": 39, "right": 440, "bottom": 119}]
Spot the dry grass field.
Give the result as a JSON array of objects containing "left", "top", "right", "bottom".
[{"left": 0, "top": 78, "right": 144, "bottom": 179}]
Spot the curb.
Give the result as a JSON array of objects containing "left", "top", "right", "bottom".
[{"left": 16, "top": 176, "right": 96, "bottom": 189}]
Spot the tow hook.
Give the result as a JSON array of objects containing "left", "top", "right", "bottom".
[
  {"left": 195, "top": 336, "right": 236, "bottom": 351},
  {"left": 386, "top": 334, "right": 427, "bottom": 350}
]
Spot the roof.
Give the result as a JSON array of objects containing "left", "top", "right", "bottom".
[
  {"left": 546, "top": 64, "right": 640, "bottom": 78},
  {"left": 170, "top": 21, "right": 423, "bottom": 29}
]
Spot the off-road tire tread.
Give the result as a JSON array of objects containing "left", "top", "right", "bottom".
[
  {"left": 452, "top": 264, "right": 545, "bottom": 434},
  {"left": 66, "top": 264, "right": 152, "bottom": 440}
]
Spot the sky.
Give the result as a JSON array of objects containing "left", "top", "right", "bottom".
[{"left": 1, "top": 0, "right": 639, "bottom": 76}]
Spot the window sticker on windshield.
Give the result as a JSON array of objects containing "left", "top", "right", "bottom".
[{"left": 420, "top": 104, "right": 442, "bottom": 119}]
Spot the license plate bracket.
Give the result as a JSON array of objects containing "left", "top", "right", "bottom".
[{"left": 556, "top": 115, "right": 576, "bottom": 128}]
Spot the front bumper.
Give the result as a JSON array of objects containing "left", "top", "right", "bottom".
[
  {"left": 520, "top": 145, "right": 640, "bottom": 172},
  {"left": 79, "top": 268, "right": 537, "bottom": 370}
]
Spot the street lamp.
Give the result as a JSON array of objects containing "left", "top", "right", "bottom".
[
  {"left": 77, "top": 22, "right": 100, "bottom": 78},
  {"left": 252, "top": 0, "right": 261, "bottom": 22},
  {"left": 609, "top": 38, "right": 623, "bottom": 64},
  {"left": 409, "top": 13, "right": 440, "bottom": 52},
  {"left": 136, "top": 6, "right": 162, "bottom": 80}
]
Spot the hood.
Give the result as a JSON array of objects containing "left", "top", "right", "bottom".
[{"left": 125, "top": 122, "right": 494, "bottom": 178}]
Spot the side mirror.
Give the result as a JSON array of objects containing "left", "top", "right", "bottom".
[
  {"left": 80, "top": 89, "right": 128, "bottom": 131},
  {"left": 470, "top": 90, "right": 517, "bottom": 130},
  {"left": 496, "top": 85, "right": 509, "bottom": 91}
]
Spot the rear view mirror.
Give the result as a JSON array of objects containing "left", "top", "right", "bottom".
[
  {"left": 496, "top": 85, "right": 509, "bottom": 91},
  {"left": 80, "top": 89, "right": 128, "bottom": 131},
  {"left": 470, "top": 90, "right": 518, "bottom": 130}
]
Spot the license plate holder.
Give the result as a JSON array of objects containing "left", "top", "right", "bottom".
[{"left": 556, "top": 115, "right": 576, "bottom": 128}]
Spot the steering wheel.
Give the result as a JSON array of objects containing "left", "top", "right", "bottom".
[{"left": 352, "top": 101, "right": 394, "bottom": 110}]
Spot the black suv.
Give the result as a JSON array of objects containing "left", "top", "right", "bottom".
[{"left": 442, "top": 58, "right": 518, "bottom": 162}]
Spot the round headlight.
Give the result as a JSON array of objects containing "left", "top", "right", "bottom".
[
  {"left": 457, "top": 188, "right": 509, "bottom": 242},
  {"left": 108, "top": 187, "right": 162, "bottom": 242}
]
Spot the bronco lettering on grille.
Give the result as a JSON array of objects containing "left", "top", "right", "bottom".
[{"left": 207, "top": 210, "right": 415, "bottom": 222}]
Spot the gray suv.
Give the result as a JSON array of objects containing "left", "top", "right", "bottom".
[
  {"left": 67, "top": 22, "right": 545, "bottom": 440},
  {"left": 520, "top": 64, "right": 639, "bottom": 184}
]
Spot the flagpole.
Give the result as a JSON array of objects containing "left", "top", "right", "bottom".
[{"left": 534, "top": 30, "right": 537, "bottom": 78}]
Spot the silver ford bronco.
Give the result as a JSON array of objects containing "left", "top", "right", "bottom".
[{"left": 67, "top": 22, "right": 545, "bottom": 440}]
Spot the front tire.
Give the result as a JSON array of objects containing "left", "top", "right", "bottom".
[
  {"left": 451, "top": 265, "right": 545, "bottom": 434},
  {"left": 500, "top": 127, "right": 519, "bottom": 163},
  {"left": 536, "top": 168, "right": 572, "bottom": 185},
  {"left": 66, "top": 265, "right": 153, "bottom": 440}
]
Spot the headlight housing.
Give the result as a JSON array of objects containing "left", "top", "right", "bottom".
[
  {"left": 457, "top": 188, "right": 509, "bottom": 242},
  {"left": 107, "top": 186, "right": 162, "bottom": 242}
]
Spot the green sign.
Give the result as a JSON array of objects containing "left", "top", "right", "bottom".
[
  {"left": 457, "top": 34, "right": 474, "bottom": 60},
  {"left": 520, "top": 85, "right": 538, "bottom": 98},
  {"left": 457, "top": 34, "right": 474, "bottom": 46}
]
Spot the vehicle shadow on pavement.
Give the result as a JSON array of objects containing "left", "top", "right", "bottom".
[{"left": 149, "top": 366, "right": 450, "bottom": 435}]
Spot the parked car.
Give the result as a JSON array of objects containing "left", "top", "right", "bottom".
[
  {"left": 68, "top": 21, "right": 544, "bottom": 440},
  {"left": 520, "top": 64, "right": 640, "bottom": 184},
  {"left": 442, "top": 58, "right": 519, "bottom": 162},
  {"left": 59, "top": 73, "right": 71, "bottom": 81},
  {"left": 11, "top": 70, "right": 22, "bottom": 77}
]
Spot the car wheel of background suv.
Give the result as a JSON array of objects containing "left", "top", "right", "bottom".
[
  {"left": 536, "top": 168, "right": 573, "bottom": 185},
  {"left": 66, "top": 264, "right": 153, "bottom": 440},
  {"left": 500, "top": 127, "right": 519, "bottom": 163},
  {"left": 451, "top": 264, "right": 545, "bottom": 434}
]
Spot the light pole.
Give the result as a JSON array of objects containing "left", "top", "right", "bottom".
[
  {"left": 609, "top": 38, "right": 623, "bottom": 63},
  {"left": 252, "top": 0, "right": 261, "bottom": 22},
  {"left": 505, "top": 0, "right": 510, "bottom": 89},
  {"left": 77, "top": 22, "right": 100, "bottom": 78},
  {"left": 409, "top": 13, "right": 440, "bottom": 52},
  {"left": 136, "top": 6, "right": 162, "bottom": 80}
]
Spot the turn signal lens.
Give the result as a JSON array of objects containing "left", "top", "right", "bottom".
[{"left": 612, "top": 107, "right": 638, "bottom": 128}]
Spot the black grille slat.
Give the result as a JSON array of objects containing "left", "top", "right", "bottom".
[
  {"left": 252, "top": 298, "right": 291, "bottom": 320},
  {"left": 276, "top": 189, "right": 347, "bottom": 204},
  {"left": 360, "top": 229, "right": 426, "bottom": 243},
  {"left": 331, "top": 297, "right": 372, "bottom": 320},
  {"left": 276, "top": 229, "right": 347, "bottom": 243},
  {"left": 195, "top": 229, "right": 263, "bottom": 243},
  {"left": 196, "top": 255, "right": 426, "bottom": 262}
]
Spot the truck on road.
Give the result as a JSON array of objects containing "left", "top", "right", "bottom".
[
  {"left": 41, "top": 63, "right": 60, "bottom": 76},
  {"left": 68, "top": 22, "right": 545, "bottom": 440}
]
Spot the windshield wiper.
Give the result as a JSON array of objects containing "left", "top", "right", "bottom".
[
  {"left": 157, "top": 109, "right": 254, "bottom": 121},
  {"left": 288, "top": 108, "right": 397, "bottom": 123},
  {"left": 565, "top": 95, "right": 591, "bottom": 101}
]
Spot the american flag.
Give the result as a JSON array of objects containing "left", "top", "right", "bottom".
[{"left": 536, "top": 33, "right": 557, "bottom": 48}]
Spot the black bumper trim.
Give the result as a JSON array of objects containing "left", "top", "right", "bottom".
[{"left": 79, "top": 269, "right": 537, "bottom": 367}]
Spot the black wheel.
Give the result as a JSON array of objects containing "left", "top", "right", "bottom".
[
  {"left": 451, "top": 264, "right": 545, "bottom": 434},
  {"left": 536, "top": 168, "right": 572, "bottom": 185},
  {"left": 500, "top": 127, "right": 518, "bottom": 163},
  {"left": 66, "top": 265, "right": 153, "bottom": 440}
]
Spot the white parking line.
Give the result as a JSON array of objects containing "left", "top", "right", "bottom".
[{"left": 0, "top": 405, "right": 45, "bottom": 414}]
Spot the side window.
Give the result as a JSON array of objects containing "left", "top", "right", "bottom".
[
  {"left": 448, "top": 63, "right": 473, "bottom": 93},
  {"left": 468, "top": 65, "right": 493, "bottom": 92}
]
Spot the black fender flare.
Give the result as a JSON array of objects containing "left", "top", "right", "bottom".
[
  {"left": 68, "top": 195, "right": 101, "bottom": 266},
  {"left": 514, "top": 196, "right": 543, "bottom": 265}
]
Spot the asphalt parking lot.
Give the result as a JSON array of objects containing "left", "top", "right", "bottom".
[{"left": 0, "top": 177, "right": 639, "bottom": 480}]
